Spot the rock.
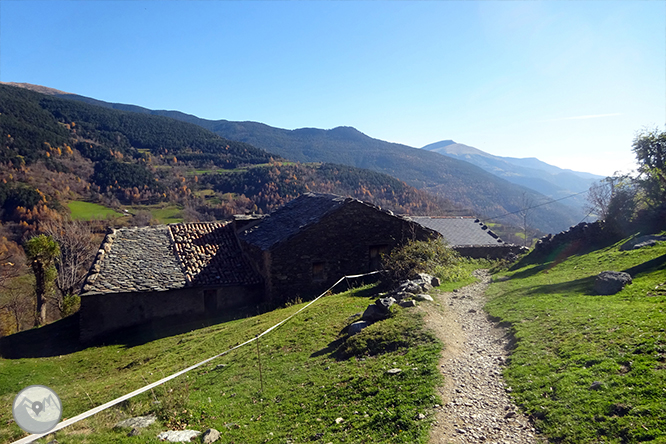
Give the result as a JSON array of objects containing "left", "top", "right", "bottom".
[
  {"left": 201, "top": 428, "right": 220, "bottom": 443},
  {"left": 375, "top": 297, "right": 396, "bottom": 311},
  {"left": 115, "top": 415, "right": 157, "bottom": 429},
  {"left": 414, "top": 294, "right": 434, "bottom": 302},
  {"left": 362, "top": 304, "right": 390, "bottom": 322},
  {"left": 594, "top": 271, "right": 632, "bottom": 295},
  {"left": 157, "top": 430, "right": 201, "bottom": 442},
  {"left": 619, "top": 235, "right": 666, "bottom": 251},
  {"left": 415, "top": 272, "right": 435, "bottom": 284},
  {"left": 399, "top": 300, "right": 417, "bottom": 308},
  {"left": 416, "top": 413, "right": 426, "bottom": 420},
  {"left": 399, "top": 281, "right": 421, "bottom": 294},
  {"left": 431, "top": 276, "right": 441, "bottom": 287},
  {"left": 335, "top": 417, "right": 344, "bottom": 424},
  {"left": 386, "top": 368, "right": 402, "bottom": 375},
  {"left": 589, "top": 381, "right": 603, "bottom": 391},
  {"left": 348, "top": 320, "right": 370, "bottom": 335},
  {"left": 389, "top": 290, "right": 413, "bottom": 301}
]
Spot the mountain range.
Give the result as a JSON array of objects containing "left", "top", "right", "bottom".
[
  {"left": 4, "top": 82, "right": 602, "bottom": 234},
  {"left": 422, "top": 140, "right": 603, "bottom": 216}
]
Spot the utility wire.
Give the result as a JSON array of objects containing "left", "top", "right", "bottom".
[
  {"left": 10, "top": 271, "right": 383, "bottom": 444},
  {"left": 485, "top": 189, "right": 590, "bottom": 221}
]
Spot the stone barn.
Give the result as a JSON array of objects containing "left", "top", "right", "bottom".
[
  {"left": 408, "top": 216, "right": 525, "bottom": 259},
  {"left": 79, "top": 222, "right": 262, "bottom": 342},
  {"left": 237, "top": 193, "right": 438, "bottom": 303}
]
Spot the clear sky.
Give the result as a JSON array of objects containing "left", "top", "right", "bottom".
[{"left": 1, "top": 1, "right": 664, "bottom": 176}]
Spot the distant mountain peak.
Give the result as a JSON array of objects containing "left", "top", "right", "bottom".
[{"left": 421, "top": 140, "right": 456, "bottom": 151}]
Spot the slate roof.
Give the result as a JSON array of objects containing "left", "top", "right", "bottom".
[
  {"left": 238, "top": 193, "right": 351, "bottom": 250},
  {"left": 82, "top": 223, "right": 260, "bottom": 295},
  {"left": 409, "top": 217, "right": 504, "bottom": 247}
]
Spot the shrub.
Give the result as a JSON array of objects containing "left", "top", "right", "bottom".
[{"left": 381, "top": 238, "right": 460, "bottom": 285}]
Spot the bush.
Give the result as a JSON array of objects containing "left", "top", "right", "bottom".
[{"left": 381, "top": 238, "right": 460, "bottom": 285}]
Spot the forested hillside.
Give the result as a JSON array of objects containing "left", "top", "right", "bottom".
[
  {"left": 30, "top": 86, "right": 580, "bottom": 233},
  {"left": 0, "top": 83, "right": 465, "bottom": 335}
]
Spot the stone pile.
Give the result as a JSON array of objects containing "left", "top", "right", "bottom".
[{"left": 349, "top": 273, "right": 439, "bottom": 335}]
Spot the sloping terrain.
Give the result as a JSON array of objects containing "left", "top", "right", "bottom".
[
  {"left": 0, "top": 284, "right": 442, "bottom": 443},
  {"left": 487, "top": 236, "right": 666, "bottom": 442},
  {"left": 8, "top": 82, "right": 582, "bottom": 234}
]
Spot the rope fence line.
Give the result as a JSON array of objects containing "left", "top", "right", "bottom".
[{"left": 11, "top": 271, "right": 383, "bottom": 444}]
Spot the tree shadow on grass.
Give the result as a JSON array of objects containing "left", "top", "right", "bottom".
[
  {"left": 522, "top": 275, "right": 597, "bottom": 297},
  {"left": 0, "top": 314, "right": 82, "bottom": 359},
  {"left": 623, "top": 253, "right": 666, "bottom": 277}
]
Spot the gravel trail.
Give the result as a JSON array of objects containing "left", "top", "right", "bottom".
[{"left": 424, "top": 270, "right": 544, "bottom": 444}]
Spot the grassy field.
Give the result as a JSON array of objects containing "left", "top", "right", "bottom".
[
  {"left": 0, "top": 284, "right": 444, "bottom": 444},
  {"left": 67, "top": 201, "right": 123, "bottom": 221},
  {"left": 486, "top": 235, "right": 666, "bottom": 443},
  {"left": 125, "top": 204, "right": 184, "bottom": 224}
]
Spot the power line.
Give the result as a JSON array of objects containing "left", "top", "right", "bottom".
[{"left": 485, "top": 189, "right": 590, "bottom": 222}]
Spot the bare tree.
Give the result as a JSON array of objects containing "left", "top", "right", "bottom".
[
  {"left": 585, "top": 175, "right": 629, "bottom": 220},
  {"left": 0, "top": 279, "right": 34, "bottom": 334},
  {"left": 41, "top": 219, "right": 96, "bottom": 314}
]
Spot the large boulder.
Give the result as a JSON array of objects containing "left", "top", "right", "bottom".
[{"left": 594, "top": 271, "right": 632, "bottom": 295}]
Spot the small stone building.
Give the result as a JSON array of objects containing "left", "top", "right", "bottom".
[
  {"left": 237, "top": 193, "right": 438, "bottom": 303},
  {"left": 409, "top": 216, "right": 525, "bottom": 259},
  {"left": 79, "top": 222, "right": 262, "bottom": 342}
]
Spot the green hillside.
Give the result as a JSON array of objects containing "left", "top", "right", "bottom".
[
  {"left": 0, "top": 285, "right": 442, "bottom": 444},
  {"left": 487, "top": 235, "right": 666, "bottom": 443}
]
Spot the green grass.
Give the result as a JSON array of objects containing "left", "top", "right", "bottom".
[
  {"left": 67, "top": 201, "right": 123, "bottom": 220},
  {"left": 486, "top": 236, "right": 666, "bottom": 443},
  {"left": 126, "top": 204, "right": 183, "bottom": 224},
  {"left": 0, "top": 285, "right": 442, "bottom": 443},
  {"left": 434, "top": 258, "right": 493, "bottom": 292}
]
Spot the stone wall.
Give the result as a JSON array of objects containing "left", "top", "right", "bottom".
[
  {"left": 529, "top": 221, "right": 609, "bottom": 261},
  {"left": 259, "top": 201, "right": 436, "bottom": 303},
  {"left": 453, "top": 244, "right": 527, "bottom": 260},
  {"left": 79, "top": 284, "right": 261, "bottom": 343}
]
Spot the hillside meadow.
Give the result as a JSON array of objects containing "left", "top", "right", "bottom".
[
  {"left": 487, "top": 235, "right": 666, "bottom": 443},
  {"left": 0, "top": 284, "right": 444, "bottom": 444}
]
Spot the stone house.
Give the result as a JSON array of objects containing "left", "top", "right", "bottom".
[
  {"left": 79, "top": 222, "right": 262, "bottom": 342},
  {"left": 237, "top": 193, "right": 438, "bottom": 303},
  {"left": 79, "top": 193, "right": 438, "bottom": 341},
  {"left": 409, "top": 216, "right": 525, "bottom": 259}
]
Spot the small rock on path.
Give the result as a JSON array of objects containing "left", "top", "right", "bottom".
[{"left": 423, "top": 270, "right": 544, "bottom": 444}]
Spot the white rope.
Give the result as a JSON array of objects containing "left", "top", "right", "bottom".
[{"left": 11, "top": 270, "right": 383, "bottom": 444}]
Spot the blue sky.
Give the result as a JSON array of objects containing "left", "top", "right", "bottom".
[{"left": 1, "top": 1, "right": 664, "bottom": 176}]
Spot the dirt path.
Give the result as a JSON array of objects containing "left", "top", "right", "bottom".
[{"left": 423, "top": 270, "right": 543, "bottom": 444}]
